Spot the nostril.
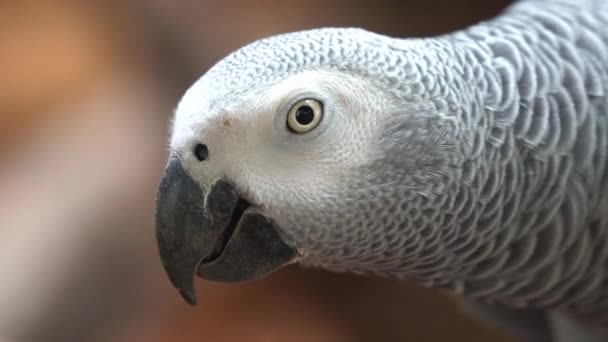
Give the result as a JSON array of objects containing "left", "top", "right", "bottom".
[{"left": 194, "top": 143, "right": 209, "bottom": 161}]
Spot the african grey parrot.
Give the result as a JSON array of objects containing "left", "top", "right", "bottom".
[{"left": 154, "top": 0, "right": 608, "bottom": 340}]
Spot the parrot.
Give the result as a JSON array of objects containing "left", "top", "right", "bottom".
[{"left": 154, "top": 0, "right": 608, "bottom": 340}]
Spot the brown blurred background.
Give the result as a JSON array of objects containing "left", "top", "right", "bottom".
[{"left": 0, "top": 1, "right": 516, "bottom": 341}]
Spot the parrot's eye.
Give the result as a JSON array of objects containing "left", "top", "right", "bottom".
[{"left": 286, "top": 98, "right": 323, "bottom": 133}]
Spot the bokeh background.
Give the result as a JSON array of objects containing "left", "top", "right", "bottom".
[{"left": 1, "top": 1, "right": 517, "bottom": 341}]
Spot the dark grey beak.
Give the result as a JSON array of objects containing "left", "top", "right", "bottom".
[{"left": 154, "top": 158, "right": 297, "bottom": 305}]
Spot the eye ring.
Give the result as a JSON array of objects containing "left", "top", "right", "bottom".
[{"left": 286, "top": 98, "right": 323, "bottom": 133}]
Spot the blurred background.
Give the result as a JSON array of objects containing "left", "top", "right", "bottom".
[{"left": 0, "top": 1, "right": 516, "bottom": 341}]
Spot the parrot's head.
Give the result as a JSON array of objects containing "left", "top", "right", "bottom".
[{"left": 155, "top": 28, "right": 463, "bottom": 304}]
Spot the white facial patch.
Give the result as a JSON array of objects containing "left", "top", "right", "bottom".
[{"left": 169, "top": 65, "right": 389, "bottom": 213}]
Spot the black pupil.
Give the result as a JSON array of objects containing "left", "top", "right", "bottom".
[
  {"left": 194, "top": 144, "right": 208, "bottom": 161},
  {"left": 295, "top": 105, "right": 315, "bottom": 125}
]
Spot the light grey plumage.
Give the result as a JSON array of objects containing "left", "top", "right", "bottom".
[{"left": 158, "top": 0, "right": 608, "bottom": 340}]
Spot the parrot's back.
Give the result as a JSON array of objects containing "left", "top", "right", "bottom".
[{"left": 440, "top": 0, "right": 608, "bottom": 334}]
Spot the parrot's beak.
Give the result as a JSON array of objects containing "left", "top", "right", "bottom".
[{"left": 154, "top": 157, "right": 297, "bottom": 306}]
